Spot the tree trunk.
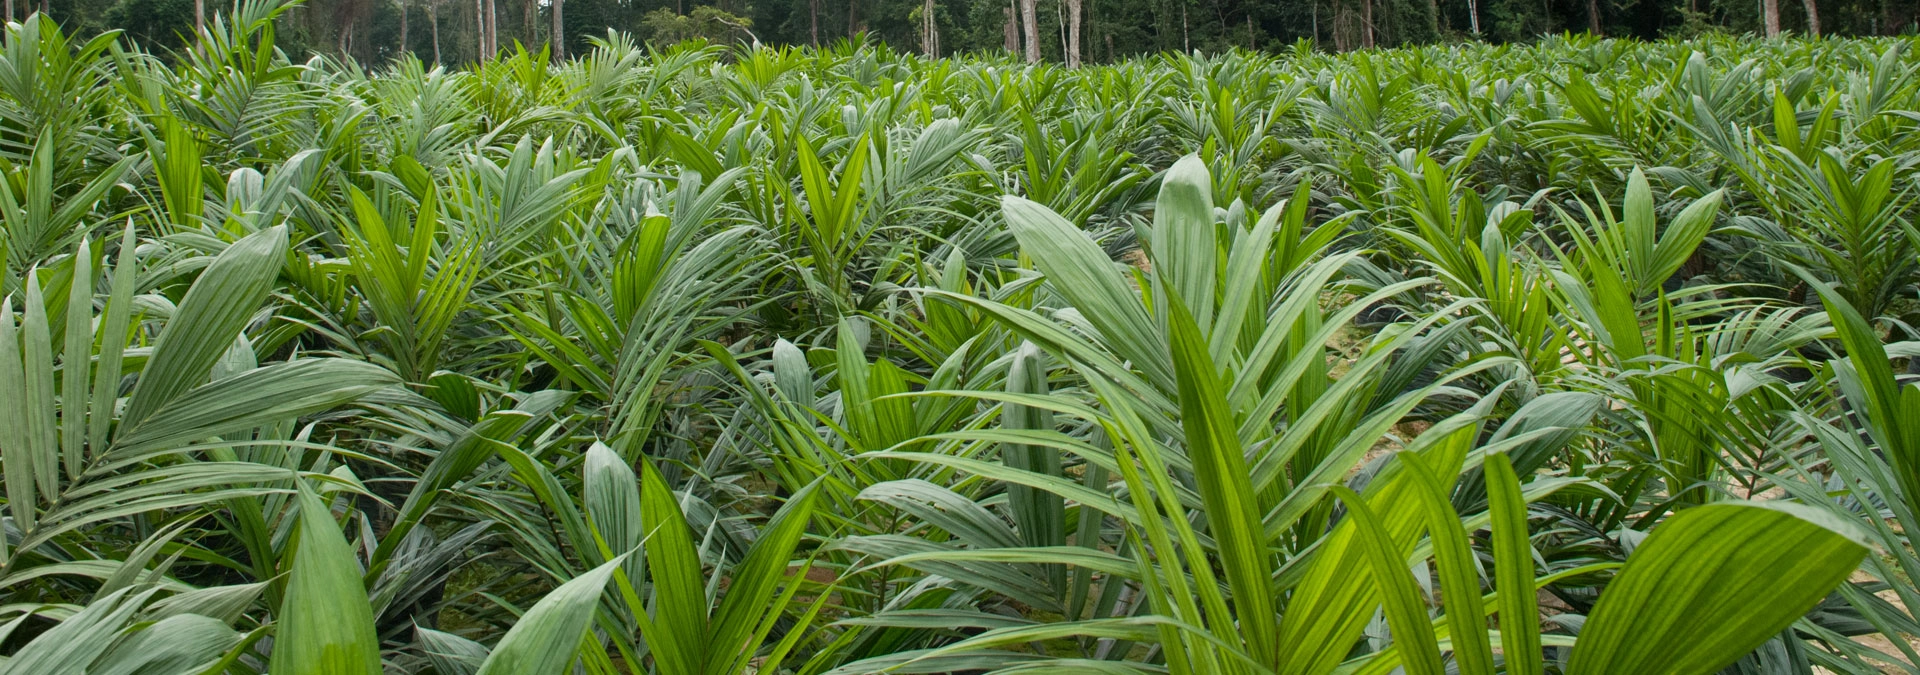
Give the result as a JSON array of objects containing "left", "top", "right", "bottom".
[
  {"left": 430, "top": 0, "right": 441, "bottom": 63},
  {"left": 1763, "top": 0, "right": 1779, "bottom": 35},
  {"left": 1003, "top": 5, "right": 1018, "bottom": 52},
  {"left": 1803, "top": 0, "right": 1819, "bottom": 35},
  {"left": 1054, "top": 0, "right": 1065, "bottom": 57},
  {"left": 1467, "top": 0, "right": 1479, "bottom": 33},
  {"left": 809, "top": 0, "right": 819, "bottom": 45},
  {"left": 551, "top": 0, "right": 563, "bottom": 60},
  {"left": 195, "top": 0, "right": 204, "bottom": 35},
  {"left": 1182, "top": 1, "right": 1190, "bottom": 51},
  {"left": 475, "top": 0, "right": 487, "bottom": 59},
  {"left": 848, "top": 0, "right": 859, "bottom": 36},
  {"left": 1360, "top": 0, "right": 1372, "bottom": 48},
  {"left": 340, "top": 0, "right": 368, "bottom": 58},
  {"left": 1586, "top": 0, "right": 1600, "bottom": 34},
  {"left": 1020, "top": 0, "right": 1039, "bottom": 61},
  {"left": 400, "top": 0, "right": 410, "bottom": 58},
  {"left": 1330, "top": 1, "right": 1352, "bottom": 50},
  {"left": 1067, "top": 0, "right": 1081, "bottom": 66},
  {"left": 485, "top": 0, "right": 497, "bottom": 56},
  {"left": 523, "top": 0, "right": 534, "bottom": 52},
  {"left": 921, "top": 0, "right": 937, "bottom": 55}
]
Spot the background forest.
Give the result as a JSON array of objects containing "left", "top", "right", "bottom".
[{"left": 14, "top": 0, "right": 1916, "bottom": 72}]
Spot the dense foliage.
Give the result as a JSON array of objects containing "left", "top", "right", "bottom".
[{"left": 1, "top": 4, "right": 1919, "bottom": 673}]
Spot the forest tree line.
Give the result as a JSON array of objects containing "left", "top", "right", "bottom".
[{"left": 12, "top": 0, "right": 1911, "bottom": 73}]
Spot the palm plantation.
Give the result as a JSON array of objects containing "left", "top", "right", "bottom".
[{"left": 0, "top": 4, "right": 1916, "bottom": 673}]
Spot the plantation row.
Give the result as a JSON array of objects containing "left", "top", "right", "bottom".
[{"left": 1, "top": 0, "right": 1918, "bottom": 672}]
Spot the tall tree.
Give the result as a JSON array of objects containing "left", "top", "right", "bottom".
[
  {"left": 478, "top": 0, "right": 495, "bottom": 58},
  {"left": 551, "top": 0, "right": 563, "bottom": 60},
  {"left": 920, "top": 0, "right": 937, "bottom": 55},
  {"left": 1066, "top": 0, "right": 1080, "bottom": 66},
  {"left": 1361, "top": 0, "right": 1372, "bottom": 48},
  {"left": 1762, "top": 0, "right": 1778, "bottom": 34},
  {"left": 430, "top": 0, "right": 441, "bottom": 62},
  {"left": 1020, "top": 0, "right": 1038, "bottom": 61},
  {"left": 400, "top": 0, "right": 410, "bottom": 57},
  {"left": 1803, "top": 0, "right": 1818, "bottom": 35},
  {"left": 475, "top": 0, "right": 487, "bottom": 58},
  {"left": 809, "top": 0, "right": 818, "bottom": 45},
  {"left": 337, "top": 0, "right": 364, "bottom": 55},
  {"left": 1003, "top": 4, "right": 1017, "bottom": 51}
]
